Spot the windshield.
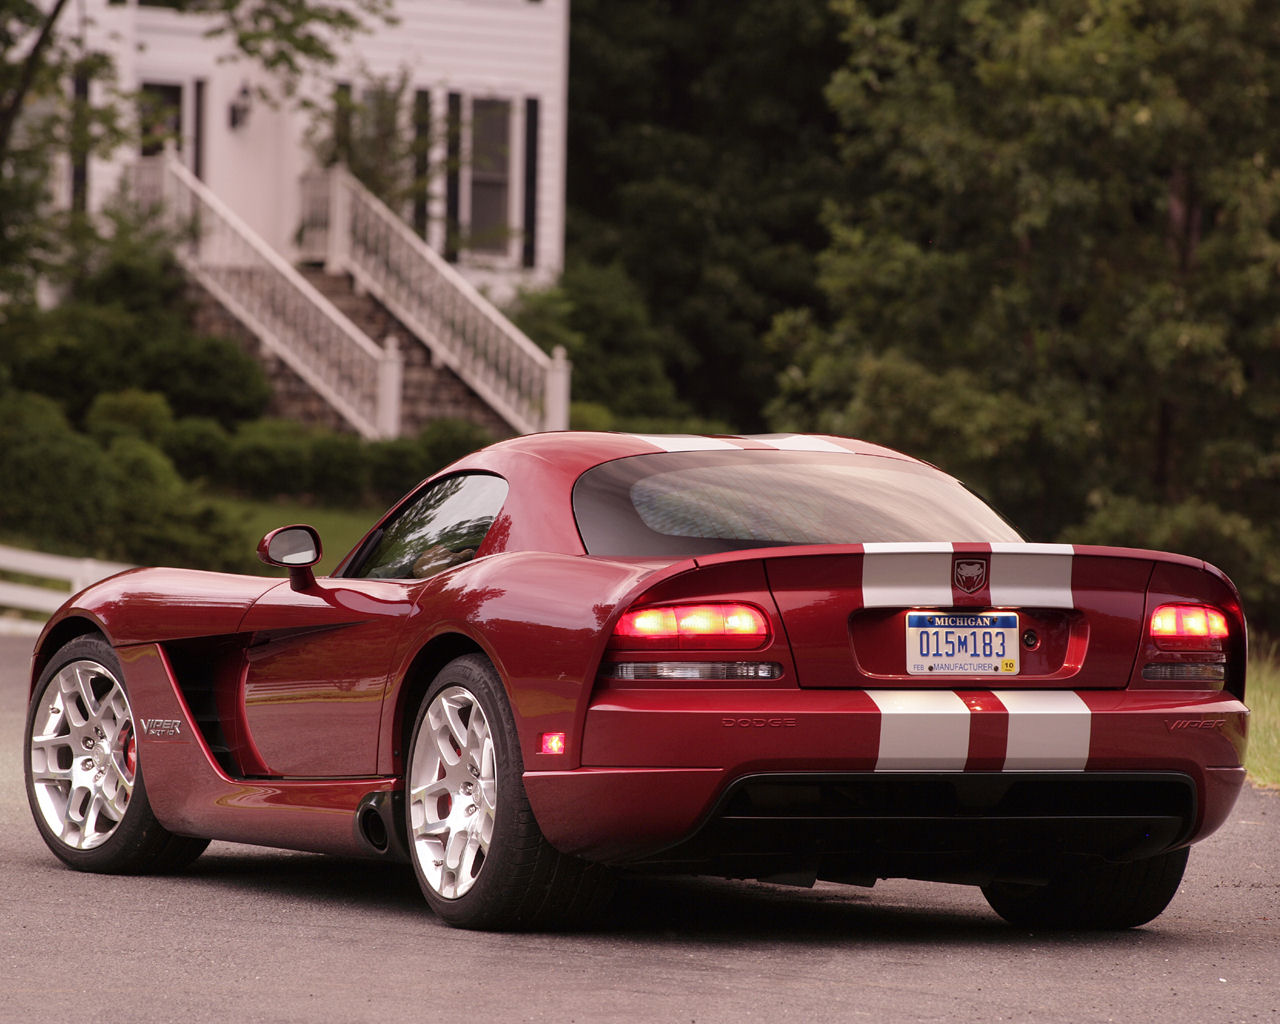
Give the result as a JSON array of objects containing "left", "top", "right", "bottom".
[{"left": 572, "top": 451, "right": 1020, "bottom": 557}]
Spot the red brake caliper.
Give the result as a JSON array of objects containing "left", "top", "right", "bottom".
[{"left": 122, "top": 724, "right": 137, "bottom": 778}]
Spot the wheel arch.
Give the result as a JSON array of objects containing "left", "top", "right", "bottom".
[
  {"left": 30, "top": 615, "right": 107, "bottom": 697},
  {"left": 389, "top": 632, "right": 490, "bottom": 774}
]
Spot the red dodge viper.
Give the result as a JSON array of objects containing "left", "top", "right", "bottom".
[{"left": 23, "top": 432, "right": 1250, "bottom": 930}]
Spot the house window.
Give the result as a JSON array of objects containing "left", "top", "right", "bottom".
[
  {"left": 139, "top": 82, "right": 182, "bottom": 156},
  {"left": 468, "top": 98, "right": 511, "bottom": 255}
]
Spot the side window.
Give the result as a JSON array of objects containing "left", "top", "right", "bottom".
[{"left": 353, "top": 474, "right": 509, "bottom": 580}]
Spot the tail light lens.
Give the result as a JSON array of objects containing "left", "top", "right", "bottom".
[
  {"left": 1150, "top": 604, "right": 1229, "bottom": 651},
  {"left": 1141, "top": 602, "right": 1230, "bottom": 688},
  {"left": 612, "top": 602, "right": 770, "bottom": 650}
]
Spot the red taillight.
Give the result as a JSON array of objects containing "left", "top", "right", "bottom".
[
  {"left": 1150, "top": 604, "right": 1229, "bottom": 651},
  {"left": 613, "top": 603, "right": 770, "bottom": 650}
]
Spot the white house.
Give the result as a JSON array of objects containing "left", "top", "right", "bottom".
[
  {"left": 77, "top": 0, "right": 568, "bottom": 295},
  {"left": 57, "top": 0, "right": 572, "bottom": 438}
]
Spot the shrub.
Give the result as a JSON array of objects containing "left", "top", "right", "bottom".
[
  {"left": 98, "top": 436, "right": 251, "bottom": 571},
  {"left": 367, "top": 437, "right": 433, "bottom": 505},
  {"left": 160, "top": 417, "right": 232, "bottom": 482},
  {"left": 137, "top": 333, "right": 271, "bottom": 427},
  {"left": 310, "top": 431, "right": 371, "bottom": 506},
  {"left": 418, "top": 418, "right": 493, "bottom": 474},
  {"left": 85, "top": 389, "right": 174, "bottom": 446},
  {"left": 0, "top": 392, "right": 111, "bottom": 548},
  {"left": 0, "top": 391, "right": 250, "bottom": 569},
  {"left": 223, "top": 419, "right": 316, "bottom": 497}
]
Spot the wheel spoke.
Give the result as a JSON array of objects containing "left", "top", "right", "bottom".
[
  {"left": 413, "top": 817, "right": 450, "bottom": 838},
  {"left": 456, "top": 833, "right": 484, "bottom": 883},
  {"left": 29, "top": 733, "right": 73, "bottom": 783},
  {"left": 65, "top": 663, "right": 100, "bottom": 726}
]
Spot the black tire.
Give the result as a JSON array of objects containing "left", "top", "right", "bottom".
[
  {"left": 404, "top": 654, "right": 613, "bottom": 930},
  {"left": 24, "top": 636, "right": 210, "bottom": 874},
  {"left": 982, "top": 847, "right": 1189, "bottom": 930}
]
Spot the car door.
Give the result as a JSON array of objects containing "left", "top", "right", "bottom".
[{"left": 237, "top": 473, "right": 510, "bottom": 778}]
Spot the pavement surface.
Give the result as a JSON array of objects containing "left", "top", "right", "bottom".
[{"left": 1, "top": 633, "right": 1277, "bottom": 1023}]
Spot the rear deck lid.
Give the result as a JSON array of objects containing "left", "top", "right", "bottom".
[{"left": 763, "top": 543, "right": 1152, "bottom": 688}]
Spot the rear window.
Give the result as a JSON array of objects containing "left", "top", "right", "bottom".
[{"left": 572, "top": 451, "right": 1020, "bottom": 557}]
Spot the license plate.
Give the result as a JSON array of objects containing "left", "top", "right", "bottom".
[{"left": 905, "top": 612, "right": 1019, "bottom": 676}]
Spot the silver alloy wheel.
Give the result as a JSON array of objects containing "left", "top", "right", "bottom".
[
  {"left": 407, "top": 684, "right": 498, "bottom": 899},
  {"left": 28, "top": 658, "right": 137, "bottom": 851}
]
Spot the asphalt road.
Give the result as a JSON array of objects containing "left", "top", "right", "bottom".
[{"left": 1, "top": 633, "right": 1277, "bottom": 1023}]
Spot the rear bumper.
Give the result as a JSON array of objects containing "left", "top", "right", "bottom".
[{"left": 523, "top": 686, "right": 1248, "bottom": 871}]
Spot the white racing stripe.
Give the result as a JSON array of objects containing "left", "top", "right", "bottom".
[
  {"left": 993, "top": 690, "right": 1092, "bottom": 770},
  {"left": 865, "top": 689, "right": 1093, "bottom": 772},
  {"left": 857, "top": 542, "right": 1077, "bottom": 610},
  {"left": 750, "top": 434, "right": 852, "bottom": 453},
  {"left": 862, "top": 543, "right": 954, "bottom": 607},
  {"left": 627, "top": 434, "right": 743, "bottom": 452},
  {"left": 989, "top": 543, "right": 1076, "bottom": 608},
  {"left": 866, "top": 690, "right": 971, "bottom": 771}
]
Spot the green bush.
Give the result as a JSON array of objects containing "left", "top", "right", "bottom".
[
  {"left": 223, "top": 419, "right": 316, "bottom": 497},
  {"left": 310, "top": 431, "right": 371, "bottom": 507},
  {"left": 136, "top": 333, "right": 271, "bottom": 427},
  {"left": 418, "top": 419, "right": 493, "bottom": 473},
  {"left": 367, "top": 437, "right": 433, "bottom": 505},
  {"left": 0, "top": 392, "right": 113, "bottom": 547},
  {"left": 85, "top": 389, "right": 174, "bottom": 446},
  {"left": 160, "top": 416, "right": 232, "bottom": 482},
  {"left": 0, "top": 204, "right": 270, "bottom": 429},
  {"left": 98, "top": 436, "right": 250, "bottom": 571},
  {"left": 0, "top": 391, "right": 250, "bottom": 569}
]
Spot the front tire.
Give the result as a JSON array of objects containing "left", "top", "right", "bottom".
[
  {"left": 982, "top": 847, "right": 1189, "bottom": 929},
  {"left": 24, "top": 636, "right": 209, "bottom": 874},
  {"left": 404, "top": 654, "right": 612, "bottom": 929}
]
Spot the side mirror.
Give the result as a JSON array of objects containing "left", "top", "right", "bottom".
[{"left": 258, "top": 525, "right": 323, "bottom": 591}]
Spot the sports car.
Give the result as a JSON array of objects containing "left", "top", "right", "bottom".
[{"left": 23, "top": 432, "right": 1249, "bottom": 930}]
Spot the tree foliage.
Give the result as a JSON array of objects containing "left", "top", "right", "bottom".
[
  {"left": 1, "top": 206, "right": 272, "bottom": 426},
  {"left": 0, "top": 0, "right": 391, "bottom": 299},
  {"left": 768, "top": 0, "right": 1280, "bottom": 623},
  {"left": 566, "top": 0, "right": 846, "bottom": 427}
]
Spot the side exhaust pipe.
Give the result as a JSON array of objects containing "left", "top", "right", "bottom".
[{"left": 353, "top": 791, "right": 409, "bottom": 862}]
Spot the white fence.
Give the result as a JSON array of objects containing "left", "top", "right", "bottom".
[{"left": 0, "top": 545, "right": 132, "bottom": 627}]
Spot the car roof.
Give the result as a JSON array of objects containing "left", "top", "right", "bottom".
[{"left": 469, "top": 431, "right": 918, "bottom": 477}]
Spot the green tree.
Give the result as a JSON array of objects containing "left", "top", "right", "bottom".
[
  {"left": 768, "top": 0, "right": 1280, "bottom": 622},
  {"left": 567, "top": 0, "right": 846, "bottom": 428}
]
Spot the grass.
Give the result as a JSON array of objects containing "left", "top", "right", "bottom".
[
  {"left": 210, "top": 496, "right": 384, "bottom": 575},
  {"left": 1247, "top": 644, "right": 1280, "bottom": 788}
]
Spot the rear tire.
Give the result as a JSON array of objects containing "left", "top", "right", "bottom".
[
  {"left": 404, "top": 654, "right": 613, "bottom": 930},
  {"left": 982, "top": 847, "right": 1189, "bottom": 929},
  {"left": 24, "top": 636, "right": 209, "bottom": 874}
]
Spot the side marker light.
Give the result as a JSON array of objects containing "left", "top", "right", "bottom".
[{"left": 540, "top": 732, "right": 566, "bottom": 755}]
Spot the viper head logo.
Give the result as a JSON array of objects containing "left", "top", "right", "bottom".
[{"left": 953, "top": 559, "right": 987, "bottom": 594}]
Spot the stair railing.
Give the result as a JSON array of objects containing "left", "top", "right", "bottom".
[
  {"left": 134, "top": 153, "right": 402, "bottom": 440},
  {"left": 306, "top": 166, "right": 569, "bottom": 435}
]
